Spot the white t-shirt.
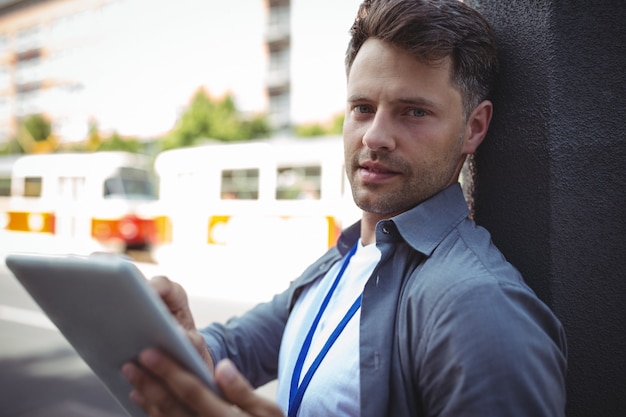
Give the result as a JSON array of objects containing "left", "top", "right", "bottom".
[{"left": 276, "top": 240, "right": 381, "bottom": 416}]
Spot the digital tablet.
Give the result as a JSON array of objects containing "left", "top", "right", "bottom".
[{"left": 5, "top": 252, "right": 220, "bottom": 417}]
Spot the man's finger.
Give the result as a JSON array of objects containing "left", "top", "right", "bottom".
[
  {"left": 138, "top": 349, "right": 236, "bottom": 416},
  {"left": 122, "top": 360, "right": 192, "bottom": 417},
  {"left": 215, "top": 359, "right": 285, "bottom": 417},
  {"left": 149, "top": 275, "right": 195, "bottom": 329}
]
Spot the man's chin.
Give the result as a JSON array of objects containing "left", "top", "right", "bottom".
[{"left": 354, "top": 197, "right": 397, "bottom": 215}]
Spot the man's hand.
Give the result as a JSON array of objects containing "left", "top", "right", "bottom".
[
  {"left": 122, "top": 349, "right": 285, "bottom": 417},
  {"left": 149, "top": 275, "right": 213, "bottom": 370}
]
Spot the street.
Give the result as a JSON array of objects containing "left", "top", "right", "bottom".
[{"left": 0, "top": 252, "right": 279, "bottom": 417}]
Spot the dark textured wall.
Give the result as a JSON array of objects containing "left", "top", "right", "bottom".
[{"left": 468, "top": 1, "right": 626, "bottom": 416}]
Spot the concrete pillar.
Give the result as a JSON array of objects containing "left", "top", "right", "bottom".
[{"left": 468, "top": 1, "right": 626, "bottom": 416}]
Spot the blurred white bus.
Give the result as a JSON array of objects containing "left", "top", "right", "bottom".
[
  {"left": 0, "top": 155, "right": 20, "bottom": 230},
  {"left": 150, "top": 136, "right": 361, "bottom": 286},
  {"left": 1, "top": 151, "right": 159, "bottom": 255}
]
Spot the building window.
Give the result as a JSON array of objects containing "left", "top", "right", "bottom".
[
  {"left": 16, "top": 90, "right": 42, "bottom": 117},
  {"left": 269, "top": 4, "right": 290, "bottom": 27},
  {"left": 269, "top": 93, "right": 290, "bottom": 128},
  {"left": 0, "top": 34, "right": 8, "bottom": 56},
  {"left": 0, "top": 66, "right": 10, "bottom": 90},
  {"left": 15, "top": 56, "right": 42, "bottom": 84},
  {"left": 0, "top": 97, "right": 8, "bottom": 119},
  {"left": 15, "top": 25, "right": 42, "bottom": 52}
]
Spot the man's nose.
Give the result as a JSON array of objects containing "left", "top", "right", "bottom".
[{"left": 361, "top": 112, "right": 397, "bottom": 151}]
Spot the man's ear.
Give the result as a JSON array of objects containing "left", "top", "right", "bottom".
[{"left": 463, "top": 100, "right": 493, "bottom": 154}]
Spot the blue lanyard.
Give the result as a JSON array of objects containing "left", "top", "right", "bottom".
[{"left": 288, "top": 243, "right": 360, "bottom": 417}]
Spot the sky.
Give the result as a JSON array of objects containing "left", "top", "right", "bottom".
[{"left": 85, "top": 0, "right": 363, "bottom": 138}]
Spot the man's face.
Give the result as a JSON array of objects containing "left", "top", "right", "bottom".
[{"left": 343, "top": 38, "right": 469, "bottom": 217}]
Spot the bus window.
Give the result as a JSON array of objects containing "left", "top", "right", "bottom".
[
  {"left": 104, "top": 167, "right": 157, "bottom": 200},
  {"left": 276, "top": 165, "right": 321, "bottom": 200},
  {"left": 0, "top": 176, "right": 10, "bottom": 196},
  {"left": 221, "top": 168, "right": 259, "bottom": 200},
  {"left": 24, "top": 177, "right": 42, "bottom": 197}
]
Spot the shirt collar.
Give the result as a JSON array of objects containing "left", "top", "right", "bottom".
[
  {"left": 337, "top": 183, "right": 470, "bottom": 257},
  {"left": 390, "top": 183, "right": 469, "bottom": 256}
]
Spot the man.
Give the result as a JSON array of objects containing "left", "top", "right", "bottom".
[{"left": 122, "top": 0, "right": 568, "bottom": 416}]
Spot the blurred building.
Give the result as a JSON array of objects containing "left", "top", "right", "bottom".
[
  {"left": 264, "top": 0, "right": 360, "bottom": 133},
  {"left": 0, "top": 0, "right": 269, "bottom": 144},
  {"left": 0, "top": 0, "right": 358, "bottom": 145},
  {"left": 264, "top": 0, "right": 291, "bottom": 134},
  {"left": 0, "top": 0, "right": 121, "bottom": 144}
]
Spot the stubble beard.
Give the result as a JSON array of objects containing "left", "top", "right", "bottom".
[
  {"left": 348, "top": 145, "right": 464, "bottom": 216},
  {"left": 348, "top": 150, "right": 416, "bottom": 215}
]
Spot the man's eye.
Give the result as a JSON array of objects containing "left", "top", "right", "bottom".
[
  {"left": 354, "top": 105, "right": 372, "bottom": 114},
  {"left": 409, "top": 109, "right": 428, "bottom": 117}
]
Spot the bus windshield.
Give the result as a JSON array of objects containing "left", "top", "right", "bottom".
[{"left": 103, "top": 167, "right": 157, "bottom": 200}]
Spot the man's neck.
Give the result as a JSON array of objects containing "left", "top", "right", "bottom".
[{"left": 360, "top": 212, "right": 388, "bottom": 245}]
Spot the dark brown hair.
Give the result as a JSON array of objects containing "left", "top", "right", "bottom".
[{"left": 346, "top": 0, "right": 499, "bottom": 118}]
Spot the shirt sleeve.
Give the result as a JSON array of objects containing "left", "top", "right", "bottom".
[
  {"left": 416, "top": 278, "right": 567, "bottom": 417},
  {"left": 197, "top": 247, "right": 344, "bottom": 389},
  {"left": 198, "top": 287, "right": 293, "bottom": 388}
]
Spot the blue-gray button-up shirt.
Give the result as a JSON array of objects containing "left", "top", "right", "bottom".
[{"left": 201, "top": 183, "right": 567, "bottom": 417}]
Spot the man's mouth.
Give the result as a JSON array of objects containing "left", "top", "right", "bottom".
[{"left": 358, "top": 161, "right": 399, "bottom": 181}]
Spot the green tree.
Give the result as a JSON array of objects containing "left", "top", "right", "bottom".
[
  {"left": 22, "top": 114, "right": 51, "bottom": 142},
  {"left": 97, "top": 131, "right": 142, "bottom": 153},
  {"left": 86, "top": 118, "right": 103, "bottom": 151},
  {"left": 0, "top": 138, "right": 24, "bottom": 155},
  {"left": 239, "top": 113, "right": 273, "bottom": 141},
  {"left": 295, "top": 112, "right": 344, "bottom": 138},
  {"left": 295, "top": 123, "right": 327, "bottom": 137},
  {"left": 330, "top": 112, "right": 345, "bottom": 133},
  {"left": 161, "top": 88, "right": 270, "bottom": 150},
  {"left": 16, "top": 114, "right": 58, "bottom": 153}
]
